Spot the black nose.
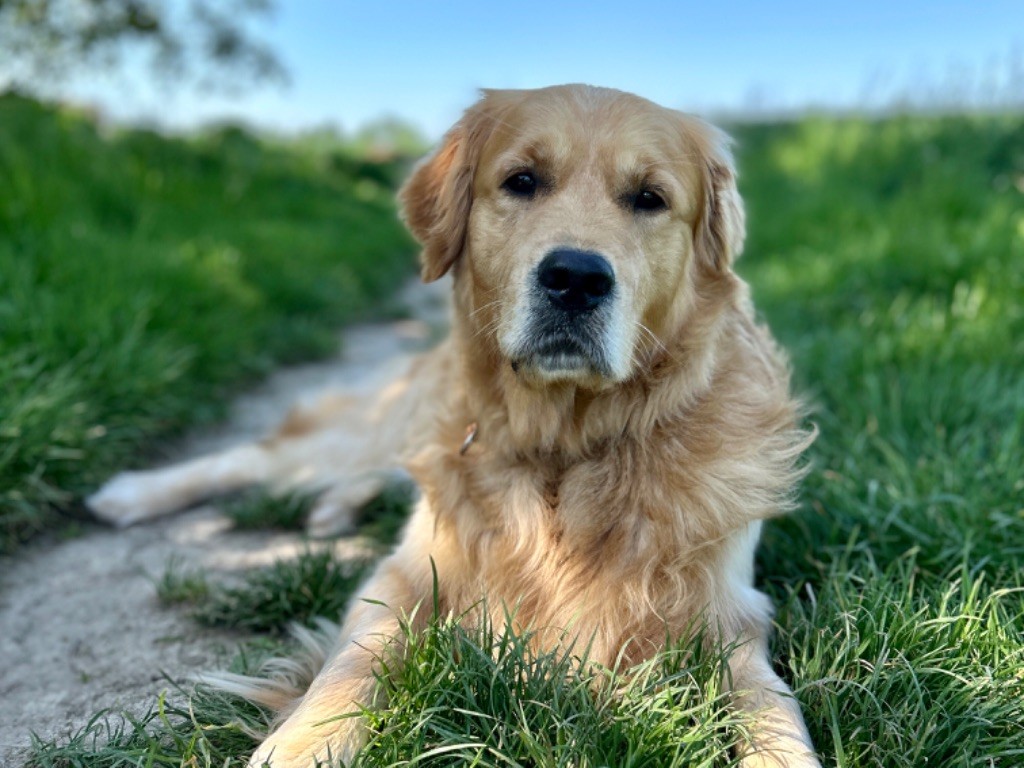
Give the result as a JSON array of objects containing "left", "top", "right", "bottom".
[{"left": 536, "top": 249, "right": 615, "bottom": 311}]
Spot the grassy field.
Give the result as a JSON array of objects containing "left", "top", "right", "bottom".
[
  {"left": 0, "top": 92, "right": 418, "bottom": 551},
  {"left": 738, "top": 114, "right": 1024, "bottom": 765},
  {"left": 14, "top": 105, "right": 1024, "bottom": 766}
]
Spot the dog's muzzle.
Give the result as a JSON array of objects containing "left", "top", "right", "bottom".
[{"left": 509, "top": 249, "right": 618, "bottom": 380}]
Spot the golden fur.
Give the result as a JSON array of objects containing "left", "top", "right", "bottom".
[{"left": 92, "top": 84, "right": 821, "bottom": 767}]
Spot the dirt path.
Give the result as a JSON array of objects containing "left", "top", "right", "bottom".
[{"left": 0, "top": 278, "right": 448, "bottom": 766}]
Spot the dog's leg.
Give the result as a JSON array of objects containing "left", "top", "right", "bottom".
[
  {"left": 707, "top": 524, "right": 820, "bottom": 767},
  {"left": 86, "top": 388, "right": 404, "bottom": 530},
  {"left": 246, "top": 551, "right": 429, "bottom": 768},
  {"left": 87, "top": 444, "right": 272, "bottom": 526},
  {"left": 728, "top": 639, "right": 821, "bottom": 768},
  {"left": 305, "top": 471, "right": 399, "bottom": 538},
  {"left": 88, "top": 347, "right": 449, "bottom": 531},
  {"left": 246, "top": 602, "right": 393, "bottom": 768}
]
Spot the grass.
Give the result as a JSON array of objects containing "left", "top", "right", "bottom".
[
  {"left": 224, "top": 491, "right": 317, "bottom": 532},
  {"left": 28, "top": 612, "right": 748, "bottom": 768},
  {"left": 189, "top": 549, "right": 371, "bottom": 635},
  {"left": 781, "top": 557, "right": 1024, "bottom": 765},
  {"left": 736, "top": 113, "right": 1024, "bottom": 766},
  {"left": 222, "top": 483, "right": 415, "bottom": 542},
  {"left": 738, "top": 114, "right": 1024, "bottom": 580},
  {"left": 28, "top": 667, "right": 276, "bottom": 768},
  {"left": 16, "top": 107, "right": 1024, "bottom": 766},
  {"left": 0, "top": 91, "right": 419, "bottom": 551},
  {"left": 357, "top": 613, "right": 745, "bottom": 768},
  {"left": 154, "top": 555, "right": 211, "bottom": 605}
]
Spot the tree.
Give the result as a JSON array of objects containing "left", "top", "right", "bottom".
[{"left": 0, "top": 0, "right": 285, "bottom": 89}]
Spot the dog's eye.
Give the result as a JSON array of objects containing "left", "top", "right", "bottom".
[
  {"left": 634, "top": 189, "right": 667, "bottom": 212},
  {"left": 502, "top": 171, "right": 538, "bottom": 197}
]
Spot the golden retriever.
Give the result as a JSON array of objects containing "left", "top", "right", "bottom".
[{"left": 89, "top": 84, "right": 820, "bottom": 767}]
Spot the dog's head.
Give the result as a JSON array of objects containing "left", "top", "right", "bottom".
[{"left": 400, "top": 85, "right": 744, "bottom": 389}]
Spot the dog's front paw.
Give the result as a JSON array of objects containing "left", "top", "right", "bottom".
[
  {"left": 738, "top": 747, "right": 822, "bottom": 768},
  {"left": 247, "top": 716, "right": 366, "bottom": 768}
]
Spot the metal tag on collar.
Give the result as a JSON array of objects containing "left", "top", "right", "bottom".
[{"left": 459, "top": 422, "right": 478, "bottom": 456}]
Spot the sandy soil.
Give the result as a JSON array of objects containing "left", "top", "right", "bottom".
[{"left": 0, "top": 278, "right": 449, "bottom": 766}]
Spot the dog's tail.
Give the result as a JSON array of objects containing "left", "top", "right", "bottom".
[{"left": 199, "top": 617, "right": 340, "bottom": 715}]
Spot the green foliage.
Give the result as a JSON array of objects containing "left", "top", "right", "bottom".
[
  {"left": 734, "top": 113, "right": 1024, "bottom": 765},
  {"left": 355, "top": 613, "right": 744, "bottom": 768},
  {"left": 0, "top": 93, "right": 417, "bottom": 551},
  {"left": 28, "top": 609, "right": 747, "bottom": 768},
  {"left": 192, "top": 549, "right": 371, "bottom": 634},
  {"left": 737, "top": 114, "right": 1024, "bottom": 584},
  {"left": 28, "top": 678, "right": 271, "bottom": 768},
  {"left": 778, "top": 556, "right": 1024, "bottom": 767},
  {"left": 224, "top": 491, "right": 316, "bottom": 532},
  {"left": 222, "top": 484, "right": 416, "bottom": 542},
  {"left": 154, "top": 555, "right": 210, "bottom": 605},
  {"left": 355, "top": 483, "right": 417, "bottom": 550}
]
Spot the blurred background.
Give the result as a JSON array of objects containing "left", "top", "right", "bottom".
[{"left": 4, "top": 1, "right": 1022, "bottom": 137}]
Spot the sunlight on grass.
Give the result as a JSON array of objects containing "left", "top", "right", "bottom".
[
  {"left": 358, "top": 612, "right": 745, "bottom": 767},
  {"left": 777, "top": 557, "right": 1024, "bottom": 766}
]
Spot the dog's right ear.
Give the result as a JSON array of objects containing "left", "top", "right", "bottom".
[{"left": 399, "top": 105, "right": 492, "bottom": 283}]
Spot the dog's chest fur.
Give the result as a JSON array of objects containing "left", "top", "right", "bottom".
[{"left": 412, "top": 384, "right": 797, "bottom": 665}]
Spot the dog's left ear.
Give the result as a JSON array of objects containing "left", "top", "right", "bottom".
[
  {"left": 694, "top": 126, "right": 746, "bottom": 272},
  {"left": 399, "top": 102, "right": 493, "bottom": 282}
]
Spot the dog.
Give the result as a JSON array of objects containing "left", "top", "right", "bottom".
[{"left": 89, "top": 84, "right": 820, "bottom": 767}]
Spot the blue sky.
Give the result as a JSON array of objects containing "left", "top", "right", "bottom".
[{"left": 44, "top": 0, "right": 1024, "bottom": 137}]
